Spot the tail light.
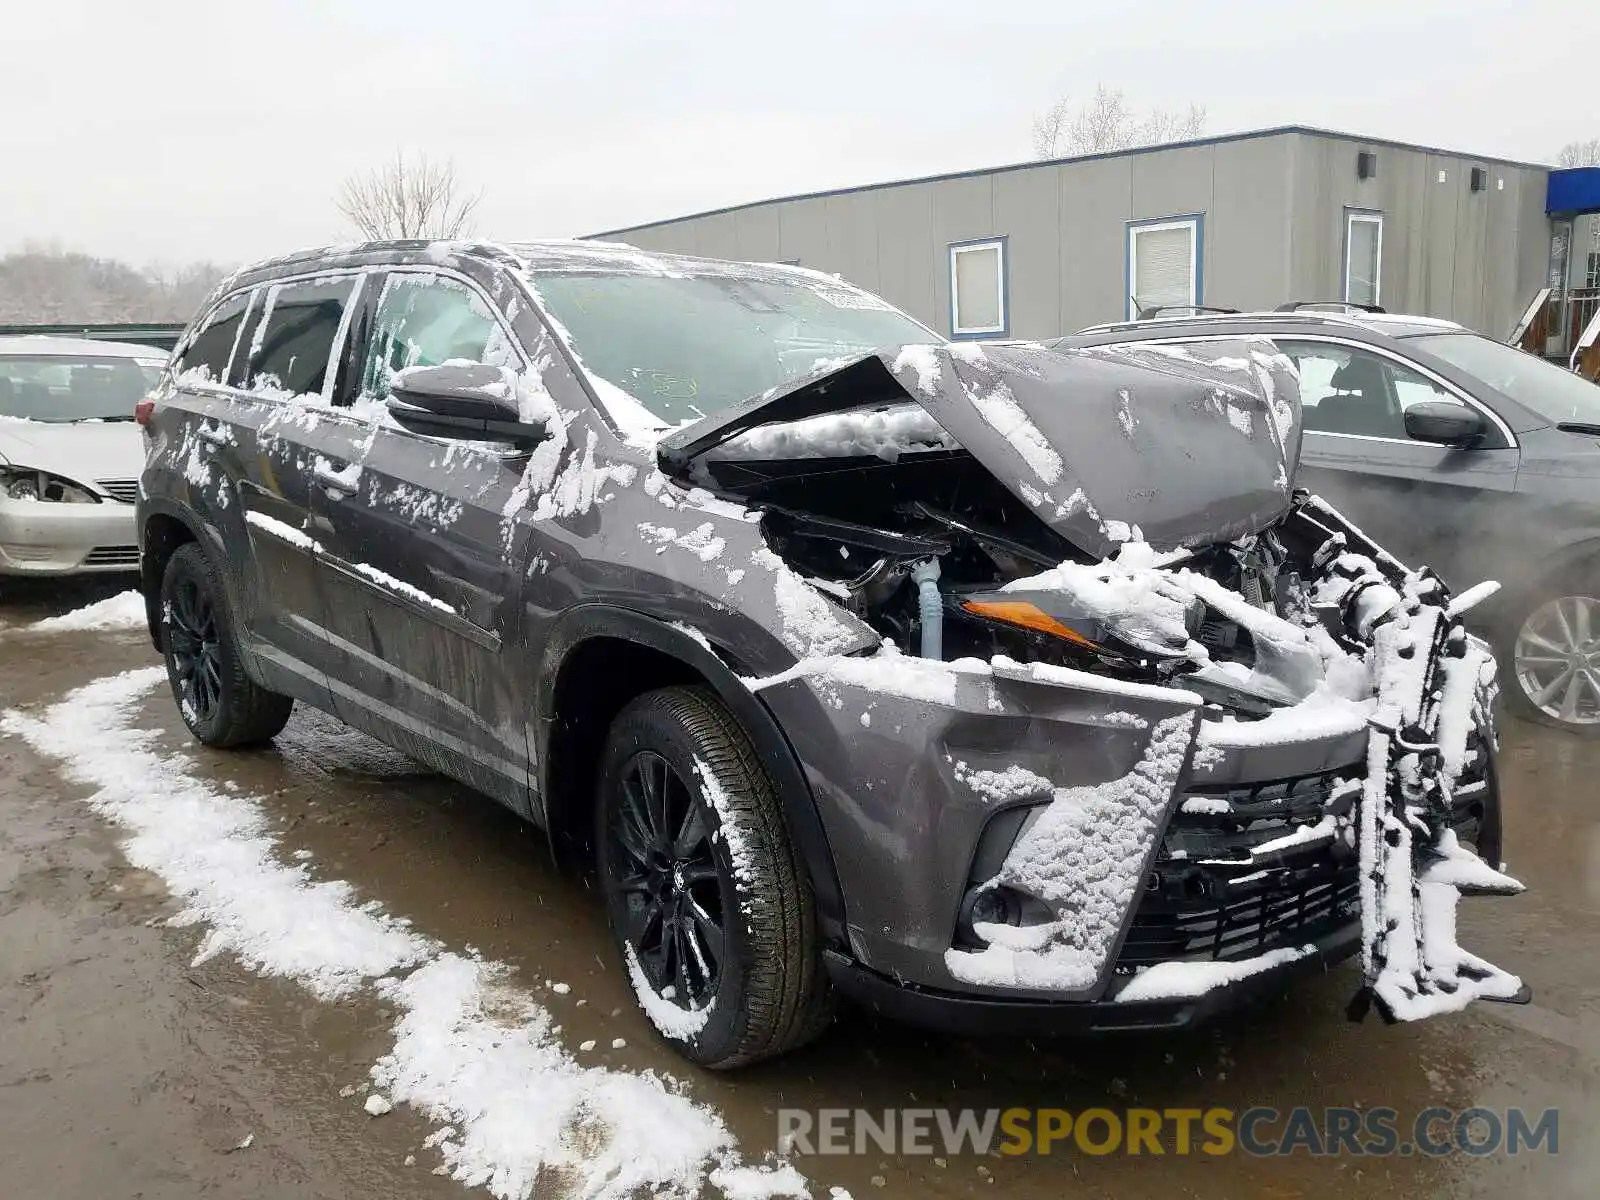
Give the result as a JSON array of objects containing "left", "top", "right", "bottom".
[{"left": 134, "top": 398, "right": 156, "bottom": 426}]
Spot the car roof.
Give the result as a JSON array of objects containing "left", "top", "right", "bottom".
[
  {"left": 221, "top": 237, "right": 846, "bottom": 293},
  {"left": 1069, "top": 309, "right": 1468, "bottom": 342},
  {"left": 0, "top": 335, "right": 169, "bottom": 359}
]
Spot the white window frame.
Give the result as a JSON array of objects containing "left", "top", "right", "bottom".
[
  {"left": 1343, "top": 210, "right": 1384, "bottom": 307},
  {"left": 1126, "top": 217, "right": 1200, "bottom": 320},
  {"left": 948, "top": 238, "right": 1008, "bottom": 338}
]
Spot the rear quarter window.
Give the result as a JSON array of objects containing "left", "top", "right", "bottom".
[{"left": 175, "top": 290, "right": 253, "bottom": 384}]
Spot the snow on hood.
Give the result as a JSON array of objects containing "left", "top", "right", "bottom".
[
  {"left": 0, "top": 417, "right": 143, "bottom": 483},
  {"left": 658, "top": 338, "right": 1302, "bottom": 559}
]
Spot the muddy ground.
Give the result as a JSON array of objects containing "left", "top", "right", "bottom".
[{"left": 2, "top": 579, "right": 1595, "bottom": 1199}]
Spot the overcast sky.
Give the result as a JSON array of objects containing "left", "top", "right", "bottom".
[{"left": 5, "top": 0, "right": 1592, "bottom": 267}]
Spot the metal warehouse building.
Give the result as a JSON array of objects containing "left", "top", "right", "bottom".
[{"left": 591, "top": 126, "right": 1573, "bottom": 344}]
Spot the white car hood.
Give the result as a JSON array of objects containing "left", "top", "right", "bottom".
[{"left": 0, "top": 419, "right": 145, "bottom": 486}]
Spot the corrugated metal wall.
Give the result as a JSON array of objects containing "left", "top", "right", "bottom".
[{"left": 604, "top": 130, "right": 1551, "bottom": 340}]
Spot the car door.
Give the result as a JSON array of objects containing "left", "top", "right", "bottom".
[
  {"left": 1280, "top": 337, "right": 1519, "bottom": 586},
  {"left": 217, "top": 272, "right": 373, "bottom": 700},
  {"left": 308, "top": 267, "right": 535, "bottom": 809}
]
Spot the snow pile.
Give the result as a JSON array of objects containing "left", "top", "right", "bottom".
[
  {"left": 945, "top": 713, "right": 1195, "bottom": 990},
  {"left": 26, "top": 590, "right": 147, "bottom": 634},
  {"left": 716, "top": 403, "right": 956, "bottom": 463},
  {"left": 750, "top": 547, "right": 870, "bottom": 658},
  {"left": 966, "top": 380, "right": 1063, "bottom": 486},
  {"left": 1116, "top": 944, "right": 1316, "bottom": 1002},
  {"left": 1, "top": 672, "right": 819, "bottom": 1200},
  {"left": 1, "top": 669, "right": 432, "bottom": 999}
]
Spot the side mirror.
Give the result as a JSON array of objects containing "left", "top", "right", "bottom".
[
  {"left": 1403, "top": 400, "right": 1486, "bottom": 447},
  {"left": 386, "top": 363, "right": 547, "bottom": 447}
]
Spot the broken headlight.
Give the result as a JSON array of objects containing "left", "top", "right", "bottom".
[
  {"left": 1, "top": 468, "right": 100, "bottom": 504},
  {"left": 958, "top": 583, "right": 1202, "bottom": 662}
]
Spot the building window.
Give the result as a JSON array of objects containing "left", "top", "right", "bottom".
[
  {"left": 1344, "top": 210, "right": 1384, "bottom": 307},
  {"left": 1127, "top": 216, "right": 1201, "bottom": 319},
  {"left": 949, "top": 238, "right": 1007, "bottom": 337}
]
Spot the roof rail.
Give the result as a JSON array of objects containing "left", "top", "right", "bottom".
[
  {"left": 1274, "top": 300, "right": 1387, "bottom": 314},
  {"left": 1134, "top": 302, "right": 1241, "bottom": 320},
  {"left": 1073, "top": 310, "right": 1370, "bottom": 336}
]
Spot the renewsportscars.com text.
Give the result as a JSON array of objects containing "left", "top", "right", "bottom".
[{"left": 777, "top": 1106, "right": 1558, "bottom": 1158}]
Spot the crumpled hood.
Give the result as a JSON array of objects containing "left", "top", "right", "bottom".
[
  {"left": 658, "top": 337, "right": 1302, "bottom": 558},
  {"left": 0, "top": 419, "right": 144, "bottom": 485}
]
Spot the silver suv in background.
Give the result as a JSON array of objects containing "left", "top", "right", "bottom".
[{"left": 1062, "top": 310, "right": 1600, "bottom": 734}]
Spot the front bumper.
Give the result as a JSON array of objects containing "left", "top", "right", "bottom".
[
  {"left": 825, "top": 923, "right": 1363, "bottom": 1036},
  {"left": 765, "top": 655, "right": 1501, "bottom": 1009},
  {"left": 0, "top": 499, "right": 139, "bottom": 575}
]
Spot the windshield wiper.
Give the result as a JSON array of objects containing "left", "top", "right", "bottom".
[{"left": 1557, "top": 422, "right": 1600, "bottom": 437}]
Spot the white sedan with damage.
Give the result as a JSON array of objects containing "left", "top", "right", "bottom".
[{"left": 0, "top": 336, "right": 166, "bottom": 576}]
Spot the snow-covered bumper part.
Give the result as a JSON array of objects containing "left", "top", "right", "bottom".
[{"left": 756, "top": 497, "right": 1523, "bottom": 1026}]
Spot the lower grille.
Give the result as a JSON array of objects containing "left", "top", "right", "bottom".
[
  {"left": 1116, "top": 751, "right": 1490, "bottom": 971},
  {"left": 96, "top": 479, "right": 139, "bottom": 504},
  {"left": 83, "top": 545, "right": 140, "bottom": 567}
]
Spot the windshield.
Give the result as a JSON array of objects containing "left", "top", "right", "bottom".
[
  {"left": 529, "top": 271, "right": 940, "bottom": 428},
  {"left": 1408, "top": 333, "right": 1600, "bottom": 427},
  {"left": 0, "top": 354, "right": 165, "bottom": 423}
]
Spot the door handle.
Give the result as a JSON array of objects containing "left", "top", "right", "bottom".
[{"left": 313, "top": 461, "right": 360, "bottom": 496}]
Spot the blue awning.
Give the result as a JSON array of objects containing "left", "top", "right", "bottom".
[{"left": 1548, "top": 167, "right": 1600, "bottom": 215}]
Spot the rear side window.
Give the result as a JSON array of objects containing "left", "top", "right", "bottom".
[
  {"left": 243, "top": 277, "right": 359, "bottom": 399},
  {"left": 175, "top": 290, "right": 252, "bottom": 384}
]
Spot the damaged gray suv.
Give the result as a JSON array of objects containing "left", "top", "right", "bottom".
[{"left": 137, "top": 240, "right": 1528, "bottom": 1068}]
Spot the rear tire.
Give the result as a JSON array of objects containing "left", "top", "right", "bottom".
[
  {"left": 160, "top": 543, "right": 294, "bottom": 747},
  {"left": 595, "top": 686, "right": 833, "bottom": 1069},
  {"left": 1498, "top": 581, "right": 1600, "bottom": 737}
]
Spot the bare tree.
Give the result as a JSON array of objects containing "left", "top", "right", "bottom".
[
  {"left": 337, "top": 151, "right": 482, "bottom": 241},
  {"left": 1033, "top": 85, "right": 1207, "bottom": 159},
  {"left": 1557, "top": 138, "right": 1600, "bottom": 168}
]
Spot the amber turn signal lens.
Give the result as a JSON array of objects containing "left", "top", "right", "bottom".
[{"left": 960, "top": 599, "right": 1099, "bottom": 648}]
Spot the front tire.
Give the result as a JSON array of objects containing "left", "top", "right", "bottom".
[
  {"left": 1500, "top": 586, "right": 1600, "bottom": 736},
  {"left": 160, "top": 543, "right": 294, "bottom": 747},
  {"left": 595, "top": 686, "right": 832, "bottom": 1069}
]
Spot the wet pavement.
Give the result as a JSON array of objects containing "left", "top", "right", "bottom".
[{"left": 2, "top": 578, "right": 1596, "bottom": 1199}]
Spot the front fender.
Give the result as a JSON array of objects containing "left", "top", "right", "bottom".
[{"left": 534, "top": 602, "right": 848, "bottom": 944}]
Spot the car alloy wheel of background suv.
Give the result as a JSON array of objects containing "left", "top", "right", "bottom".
[
  {"left": 137, "top": 241, "right": 1523, "bottom": 1066},
  {"left": 1063, "top": 308, "right": 1600, "bottom": 735}
]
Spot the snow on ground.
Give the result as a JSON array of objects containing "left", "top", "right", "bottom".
[
  {"left": 0, "top": 670, "right": 815, "bottom": 1200},
  {"left": 22, "top": 590, "right": 148, "bottom": 634}
]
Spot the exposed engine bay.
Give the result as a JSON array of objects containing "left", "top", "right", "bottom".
[{"left": 719, "top": 443, "right": 1335, "bottom": 721}]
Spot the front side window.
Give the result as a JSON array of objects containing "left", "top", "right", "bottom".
[
  {"left": 528, "top": 270, "right": 938, "bottom": 429},
  {"left": 1345, "top": 211, "right": 1384, "bottom": 307},
  {"left": 1279, "top": 341, "right": 1411, "bottom": 440},
  {"left": 0, "top": 354, "right": 164, "bottom": 422},
  {"left": 949, "top": 239, "right": 1007, "bottom": 337},
  {"left": 175, "top": 290, "right": 253, "bottom": 384},
  {"left": 359, "top": 272, "right": 515, "bottom": 400},
  {"left": 1128, "top": 218, "right": 1199, "bottom": 319},
  {"left": 243, "top": 276, "right": 361, "bottom": 400}
]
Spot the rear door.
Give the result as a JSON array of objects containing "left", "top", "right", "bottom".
[
  {"left": 1278, "top": 337, "right": 1519, "bottom": 584},
  {"left": 308, "top": 267, "right": 535, "bottom": 808},
  {"left": 227, "top": 272, "right": 369, "bottom": 699}
]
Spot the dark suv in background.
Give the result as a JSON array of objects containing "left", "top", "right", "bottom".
[
  {"left": 1063, "top": 309, "right": 1600, "bottom": 734},
  {"left": 136, "top": 242, "right": 1517, "bottom": 1067}
]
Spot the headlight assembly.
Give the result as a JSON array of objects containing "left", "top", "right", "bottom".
[{"left": 0, "top": 468, "right": 101, "bottom": 504}]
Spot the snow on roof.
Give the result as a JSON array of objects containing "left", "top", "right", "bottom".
[{"left": 0, "top": 335, "right": 168, "bottom": 359}]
